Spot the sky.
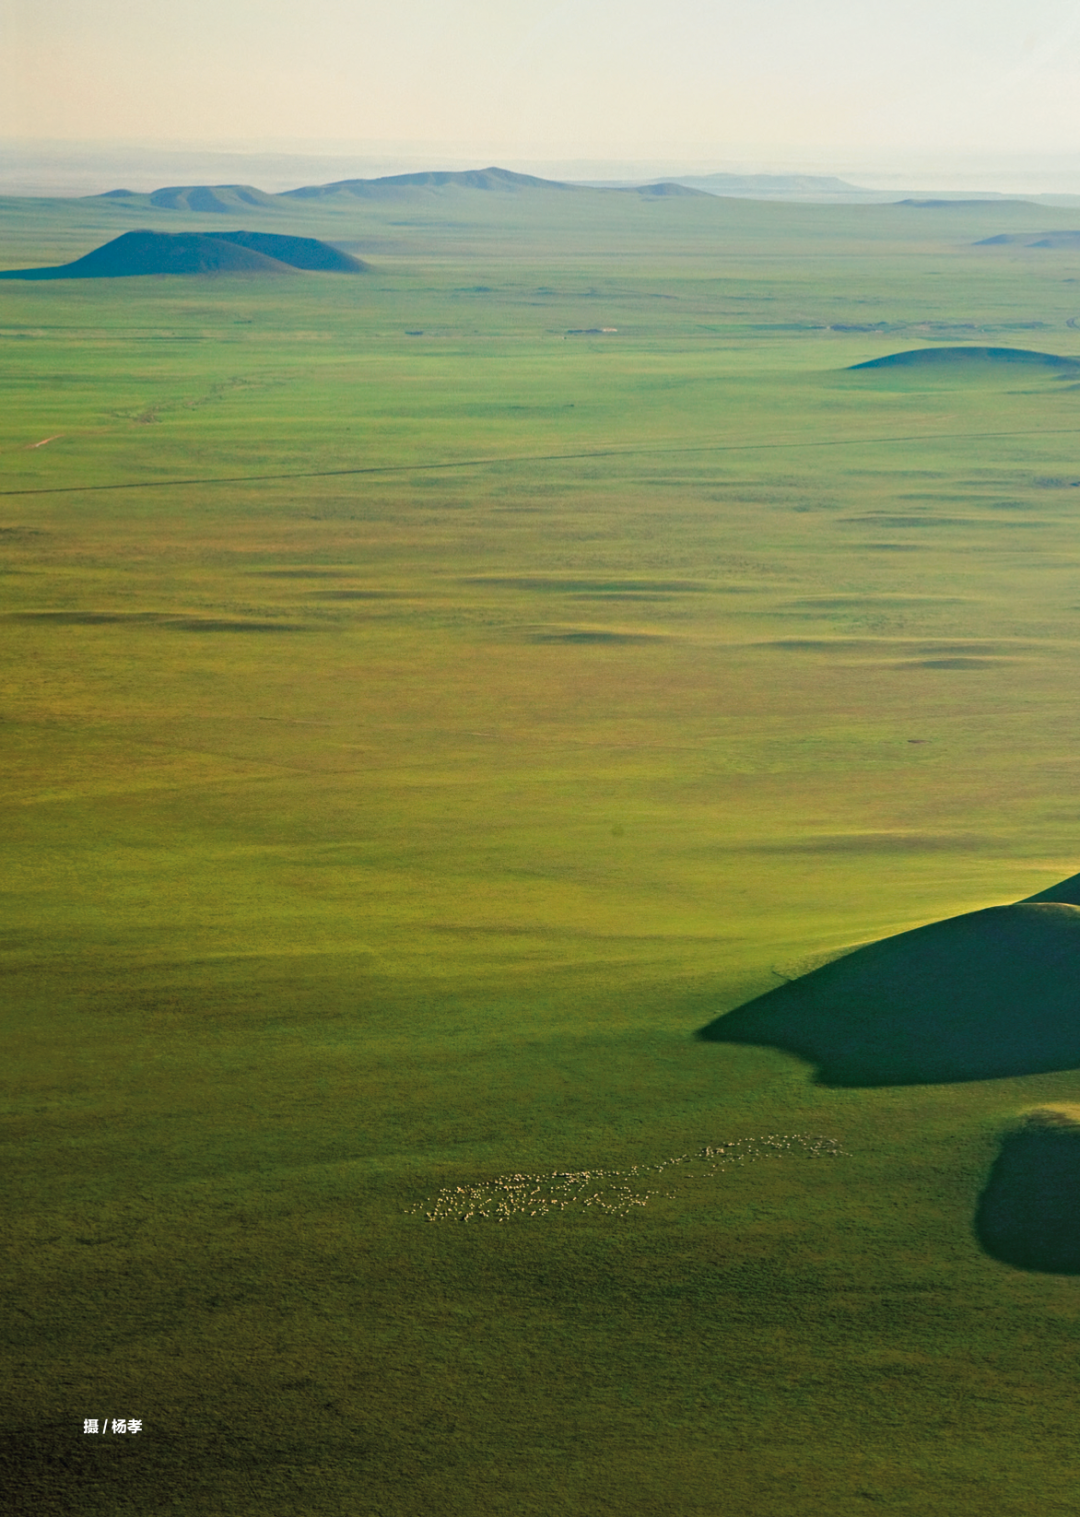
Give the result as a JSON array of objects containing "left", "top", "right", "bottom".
[{"left": 2, "top": 0, "right": 1080, "bottom": 181}]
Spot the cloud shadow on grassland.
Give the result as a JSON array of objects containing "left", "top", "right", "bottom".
[
  {"left": 5, "top": 611, "right": 307, "bottom": 631},
  {"left": 976, "top": 1107, "right": 1080, "bottom": 1273}
]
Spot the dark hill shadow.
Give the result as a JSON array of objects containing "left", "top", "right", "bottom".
[
  {"left": 975, "top": 1108, "right": 1080, "bottom": 1272},
  {"left": 698, "top": 878, "right": 1080, "bottom": 1085}
]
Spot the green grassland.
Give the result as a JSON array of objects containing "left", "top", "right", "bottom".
[{"left": 5, "top": 183, "right": 1080, "bottom": 1514}]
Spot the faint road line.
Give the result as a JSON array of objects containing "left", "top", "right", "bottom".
[{"left": 3, "top": 426, "right": 1080, "bottom": 497}]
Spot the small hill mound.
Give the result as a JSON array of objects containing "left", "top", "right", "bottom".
[
  {"left": 632, "top": 182, "right": 709, "bottom": 198},
  {"left": 282, "top": 166, "right": 583, "bottom": 201},
  {"left": 849, "top": 346, "right": 1080, "bottom": 372},
  {"left": 0, "top": 229, "right": 369, "bottom": 281},
  {"left": 976, "top": 1108, "right": 1080, "bottom": 1272},
  {"left": 697, "top": 893, "right": 1080, "bottom": 1085}
]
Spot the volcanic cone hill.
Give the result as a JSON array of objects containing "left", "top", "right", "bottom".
[
  {"left": 0, "top": 229, "right": 370, "bottom": 280},
  {"left": 975, "top": 1107, "right": 1080, "bottom": 1273},
  {"left": 849, "top": 345, "right": 1080, "bottom": 372},
  {"left": 698, "top": 870, "right": 1080, "bottom": 1085}
]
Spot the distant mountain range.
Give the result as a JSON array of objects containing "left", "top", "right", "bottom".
[
  {"left": 79, "top": 167, "right": 1071, "bottom": 212},
  {"left": 88, "top": 166, "right": 708, "bottom": 213}
]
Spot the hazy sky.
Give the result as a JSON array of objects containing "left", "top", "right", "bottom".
[{"left": 3, "top": 0, "right": 1080, "bottom": 162}]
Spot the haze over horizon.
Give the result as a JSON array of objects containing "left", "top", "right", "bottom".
[{"left": 4, "top": 0, "right": 1080, "bottom": 195}]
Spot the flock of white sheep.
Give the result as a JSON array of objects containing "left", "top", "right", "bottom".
[{"left": 408, "top": 1133, "right": 845, "bottom": 1223}]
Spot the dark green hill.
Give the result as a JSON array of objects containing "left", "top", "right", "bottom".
[
  {"left": 0, "top": 229, "right": 369, "bottom": 280},
  {"left": 849, "top": 345, "right": 1080, "bottom": 371},
  {"left": 698, "top": 875, "right": 1080, "bottom": 1085}
]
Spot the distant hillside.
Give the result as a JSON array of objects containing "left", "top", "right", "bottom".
[
  {"left": 67, "top": 170, "right": 1080, "bottom": 212},
  {"left": 897, "top": 198, "right": 1038, "bottom": 209},
  {"left": 0, "top": 229, "right": 370, "bottom": 280},
  {"left": 631, "top": 181, "right": 709, "bottom": 198},
  {"left": 976, "top": 230, "right": 1080, "bottom": 248},
  {"left": 85, "top": 167, "right": 712, "bottom": 210},
  {"left": 281, "top": 167, "right": 585, "bottom": 201},
  {"left": 280, "top": 167, "right": 707, "bottom": 201},
  {"left": 584, "top": 172, "right": 878, "bottom": 200},
  {"left": 675, "top": 172, "right": 869, "bottom": 197},
  {"left": 95, "top": 184, "right": 283, "bottom": 213},
  {"left": 636, "top": 180, "right": 1046, "bottom": 205}
]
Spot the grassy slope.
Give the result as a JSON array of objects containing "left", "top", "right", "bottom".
[{"left": 4, "top": 187, "right": 1080, "bottom": 1514}]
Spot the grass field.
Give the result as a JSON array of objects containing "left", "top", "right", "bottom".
[{"left": 5, "top": 182, "right": 1080, "bottom": 1514}]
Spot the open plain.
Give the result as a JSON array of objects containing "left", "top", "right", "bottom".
[{"left": 4, "top": 176, "right": 1080, "bottom": 1514}]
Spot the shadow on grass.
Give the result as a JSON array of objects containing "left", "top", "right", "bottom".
[
  {"left": 976, "top": 1108, "right": 1080, "bottom": 1273},
  {"left": 527, "top": 629, "right": 668, "bottom": 644},
  {"left": 697, "top": 874, "right": 1080, "bottom": 1086},
  {"left": 5, "top": 611, "right": 307, "bottom": 632}
]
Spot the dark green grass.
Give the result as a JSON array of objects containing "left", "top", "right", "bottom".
[{"left": 5, "top": 188, "right": 1080, "bottom": 1513}]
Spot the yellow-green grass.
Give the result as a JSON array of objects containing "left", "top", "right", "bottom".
[{"left": 5, "top": 189, "right": 1080, "bottom": 1514}]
